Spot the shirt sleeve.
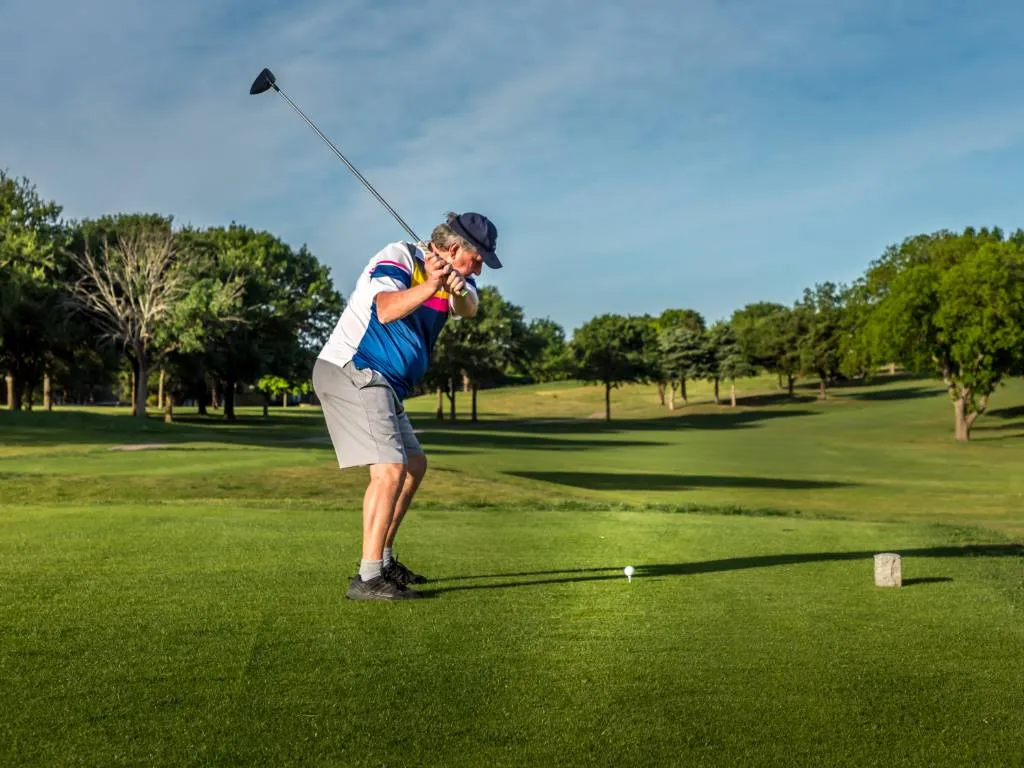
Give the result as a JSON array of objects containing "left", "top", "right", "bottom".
[{"left": 365, "top": 243, "right": 415, "bottom": 298}]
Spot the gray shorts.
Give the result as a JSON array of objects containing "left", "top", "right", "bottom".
[{"left": 311, "top": 357, "right": 422, "bottom": 468}]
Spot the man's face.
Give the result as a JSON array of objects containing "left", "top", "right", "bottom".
[{"left": 448, "top": 243, "right": 484, "bottom": 277}]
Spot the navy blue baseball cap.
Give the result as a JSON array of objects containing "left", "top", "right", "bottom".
[{"left": 448, "top": 212, "right": 501, "bottom": 269}]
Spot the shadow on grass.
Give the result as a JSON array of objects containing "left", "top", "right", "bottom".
[
  {"left": 734, "top": 393, "right": 817, "bottom": 407},
  {"left": 842, "top": 386, "right": 944, "bottom": 402},
  {"left": 416, "top": 432, "right": 670, "bottom": 451},
  {"left": 414, "top": 409, "right": 821, "bottom": 438},
  {"left": 903, "top": 577, "right": 953, "bottom": 586},
  {"left": 425, "top": 544, "right": 1022, "bottom": 594},
  {"left": 0, "top": 408, "right": 330, "bottom": 449},
  {"left": 989, "top": 404, "right": 1024, "bottom": 421},
  {"left": 506, "top": 471, "right": 855, "bottom": 491}
]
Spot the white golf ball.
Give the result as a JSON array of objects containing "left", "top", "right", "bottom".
[{"left": 624, "top": 566, "right": 635, "bottom": 578}]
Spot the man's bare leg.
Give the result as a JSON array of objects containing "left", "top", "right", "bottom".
[
  {"left": 359, "top": 462, "right": 406, "bottom": 579},
  {"left": 385, "top": 452, "right": 427, "bottom": 549}
]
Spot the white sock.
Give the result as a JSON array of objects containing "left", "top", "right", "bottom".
[
  {"left": 383, "top": 547, "right": 393, "bottom": 567},
  {"left": 359, "top": 559, "right": 382, "bottom": 581}
]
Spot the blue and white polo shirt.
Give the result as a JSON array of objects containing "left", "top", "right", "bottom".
[{"left": 318, "top": 242, "right": 477, "bottom": 400}]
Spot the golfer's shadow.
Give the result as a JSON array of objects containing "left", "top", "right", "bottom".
[{"left": 422, "top": 544, "right": 1021, "bottom": 594}]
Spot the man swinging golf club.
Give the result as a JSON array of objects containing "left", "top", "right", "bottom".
[{"left": 312, "top": 212, "right": 501, "bottom": 600}]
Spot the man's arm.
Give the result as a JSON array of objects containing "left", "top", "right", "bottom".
[
  {"left": 448, "top": 280, "right": 478, "bottom": 318},
  {"left": 375, "top": 281, "right": 441, "bottom": 323}
]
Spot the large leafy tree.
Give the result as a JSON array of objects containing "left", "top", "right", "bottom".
[
  {"left": 863, "top": 228, "right": 1024, "bottom": 441},
  {"left": 730, "top": 302, "right": 787, "bottom": 386},
  {"left": 522, "top": 317, "right": 571, "bottom": 383},
  {"left": 430, "top": 286, "right": 529, "bottom": 421},
  {"left": 0, "top": 170, "right": 69, "bottom": 410},
  {"left": 651, "top": 308, "right": 705, "bottom": 406},
  {"left": 701, "top": 321, "right": 744, "bottom": 405},
  {"left": 571, "top": 314, "right": 658, "bottom": 420},
  {"left": 658, "top": 326, "right": 707, "bottom": 409},
  {"left": 797, "top": 282, "right": 846, "bottom": 400},
  {"left": 176, "top": 224, "right": 342, "bottom": 422}
]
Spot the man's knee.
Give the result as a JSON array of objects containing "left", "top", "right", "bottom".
[
  {"left": 369, "top": 462, "right": 407, "bottom": 491},
  {"left": 407, "top": 451, "right": 428, "bottom": 481}
]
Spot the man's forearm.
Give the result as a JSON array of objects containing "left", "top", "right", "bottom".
[
  {"left": 375, "top": 282, "right": 439, "bottom": 323},
  {"left": 449, "top": 290, "right": 478, "bottom": 318}
]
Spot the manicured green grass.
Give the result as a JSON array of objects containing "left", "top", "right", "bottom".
[{"left": 1, "top": 374, "right": 1022, "bottom": 766}]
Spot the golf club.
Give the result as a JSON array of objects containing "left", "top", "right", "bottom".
[
  {"left": 249, "top": 67, "right": 468, "bottom": 296},
  {"left": 249, "top": 67, "right": 422, "bottom": 244}
]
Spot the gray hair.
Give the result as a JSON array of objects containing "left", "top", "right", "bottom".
[{"left": 430, "top": 212, "right": 477, "bottom": 253}]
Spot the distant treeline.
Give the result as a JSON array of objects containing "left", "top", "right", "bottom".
[{"left": 3, "top": 168, "right": 1023, "bottom": 440}]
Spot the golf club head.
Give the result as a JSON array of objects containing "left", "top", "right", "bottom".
[{"left": 249, "top": 68, "right": 277, "bottom": 95}]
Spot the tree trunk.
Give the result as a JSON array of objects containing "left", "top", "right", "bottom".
[
  {"left": 2, "top": 374, "right": 9, "bottom": 409},
  {"left": 12, "top": 377, "right": 24, "bottom": 411},
  {"left": 128, "top": 364, "right": 138, "bottom": 417},
  {"left": 713, "top": 378, "right": 720, "bottom": 405},
  {"left": 787, "top": 374, "right": 795, "bottom": 397},
  {"left": 668, "top": 382, "right": 676, "bottom": 411},
  {"left": 158, "top": 368, "right": 165, "bottom": 414},
  {"left": 43, "top": 374, "right": 52, "bottom": 411},
  {"left": 604, "top": 380, "right": 612, "bottom": 421},
  {"left": 25, "top": 384, "right": 33, "bottom": 411},
  {"left": 435, "top": 386, "right": 444, "bottom": 420},
  {"left": 197, "top": 378, "right": 208, "bottom": 416},
  {"left": 681, "top": 378, "right": 688, "bottom": 405},
  {"left": 462, "top": 371, "right": 471, "bottom": 393},
  {"left": 730, "top": 382, "right": 737, "bottom": 408},
  {"left": 777, "top": 371, "right": 783, "bottom": 390},
  {"left": 447, "top": 377, "right": 456, "bottom": 421},
  {"left": 657, "top": 381, "right": 666, "bottom": 406},
  {"left": 471, "top": 383, "right": 478, "bottom": 423},
  {"left": 164, "top": 392, "right": 174, "bottom": 424},
  {"left": 819, "top": 378, "right": 827, "bottom": 401},
  {"left": 223, "top": 379, "right": 236, "bottom": 422},
  {"left": 262, "top": 394, "right": 270, "bottom": 418},
  {"left": 135, "top": 347, "right": 149, "bottom": 419},
  {"left": 953, "top": 397, "right": 970, "bottom": 442},
  {"left": 211, "top": 379, "right": 220, "bottom": 410},
  {"left": 282, "top": 391, "right": 288, "bottom": 407},
  {"left": 889, "top": 362, "right": 897, "bottom": 375},
  {"left": 953, "top": 392, "right": 988, "bottom": 442}
]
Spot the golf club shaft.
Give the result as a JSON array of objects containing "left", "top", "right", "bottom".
[{"left": 273, "top": 88, "right": 423, "bottom": 244}]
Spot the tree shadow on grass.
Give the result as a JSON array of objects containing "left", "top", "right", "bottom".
[
  {"left": 842, "top": 386, "right": 944, "bottom": 402},
  {"left": 506, "top": 471, "right": 856, "bottom": 491},
  {"left": 989, "top": 404, "right": 1024, "bottom": 421},
  {"left": 414, "top": 409, "right": 821, "bottom": 439},
  {"left": 424, "top": 544, "right": 1022, "bottom": 594},
  {"left": 0, "top": 409, "right": 328, "bottom": 449},
  {"left": 415, "top": 431, "right": 670, "bottom": 451},
  {"left": 734, "top": 393, "right": 818, "bottom": 407}
]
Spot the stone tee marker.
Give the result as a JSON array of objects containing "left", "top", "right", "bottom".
[{"left": 874, "top": 553, "right": 902, "bottom": 587}]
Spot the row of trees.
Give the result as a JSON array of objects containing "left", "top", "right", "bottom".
[
  {"left": 1, "top": 170, "right": 342, "bottom": 421},
  {"left": 421, "top": 229, "right": 1024, "bottom": 442},
  {"left": 580, "top": 231, "right": 1024, "bottom": 440},
  {"left": 4, "top": 168, "right": 1024, "bottom": 440}
]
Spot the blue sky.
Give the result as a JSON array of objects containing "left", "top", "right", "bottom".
[{"left": 4, "top": 0, "right": 1024, "bottom": 333}]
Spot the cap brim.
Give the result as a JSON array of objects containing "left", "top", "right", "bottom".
[{"left": 449, "top": 216, "right": 502, "bottom": 269}]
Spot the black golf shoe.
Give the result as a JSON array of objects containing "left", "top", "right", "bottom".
[
  {"left": 384, "top": 559, "right": 428, "bottom": 586},
  {"left": 346, "top": 574, "right": 423, "bottom": 601}
]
